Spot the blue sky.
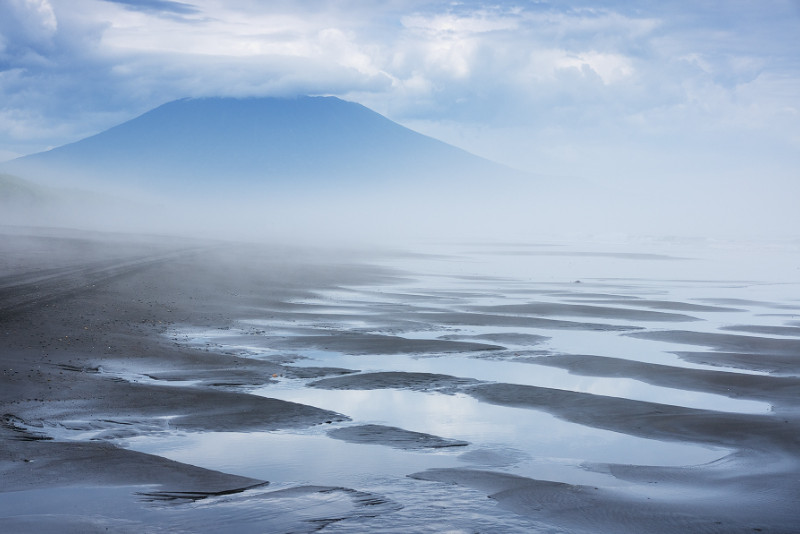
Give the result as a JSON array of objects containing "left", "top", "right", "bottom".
[{"left": 1, "top": 0, "right": 799, "bottom": 205}]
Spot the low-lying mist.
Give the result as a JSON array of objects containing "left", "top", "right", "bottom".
[
  {"left": 3, "top": 95, "right": 796, "bottom": 247},
  {"left": 2, "top": 167, "right": 798, "bottom": 248}
]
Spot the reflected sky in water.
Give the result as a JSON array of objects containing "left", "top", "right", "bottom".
[{"left": 132, "top": 239, "right": 799, "bottom": 527}]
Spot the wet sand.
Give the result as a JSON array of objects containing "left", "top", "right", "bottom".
[
  {"left": 328, "top": 424, "right": 470, "bottom": 449},
  {"left": 309, "top": 371, "right": 799, "bottom": 451},
  {"left": 2, "top": 227, "right": 799, "bottom": 532},
  {"left": 1, "top": 228, "right": 395, "bottom": 531}
]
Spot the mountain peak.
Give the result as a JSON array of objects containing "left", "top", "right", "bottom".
[{"left": 5, "top": 96, "right": 511, "bottom": 194}]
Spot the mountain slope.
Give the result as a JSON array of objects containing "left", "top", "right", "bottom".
[{"left": 4, "top": 96, "right": 516, "bottom": 193}]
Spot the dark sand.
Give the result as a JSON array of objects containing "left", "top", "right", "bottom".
[
  {"left": 439, "top": 331, "right": 550, "bottom": 346},
  {"left": 628, "top": 329, "right": 800, "bottom": 356},
  {"left": 470, "top": 301, "right": 701, "bottom": 322},
  {"left": 0, "top": 228, "right": 400, "bottom": 531},
  {"left": 309, "top": 371, "right": 799, "bottom": 452},
  {"left": 529, "top": 353, "right": 800, "bottom": 408},
  {"left": 328, "top": 424, "right": 469, "bottom": 449},
  {"left": 563, "top": 298, "right": 744, "bottom": 312},
  {"left": 2, "top": 227, "right": 799, "bottom": 532},
  {"left": 409, "top": 466, "right": 798, "bottom": 534},
  {"left": 721, "top": 324, "right": 800, "bottom": 337},
  {"left": 248, "top": 331, "right": 504, "bottom": 355},
  {"left": 310, "top": 371, "right": 481, "bottom": 393},
  {"left": 397, "top": 310, "right": 642, "bottom": 331},
  {"left": 673, "top": 351, "right": 800, "bottom": 375}
]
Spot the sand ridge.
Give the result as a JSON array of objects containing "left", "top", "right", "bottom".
[{"left": 2, "top": 227, "right": 799, "bottom": 532}]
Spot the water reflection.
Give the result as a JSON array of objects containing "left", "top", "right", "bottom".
[
  {"left": 129, "top": 382, "right": 727, "bottom": 496},
  {"left": 139, "top": 240, "right": 799, "bottom": 530},
  {"left": 171, "top": 324, "right": 771, "bottom": 414}
]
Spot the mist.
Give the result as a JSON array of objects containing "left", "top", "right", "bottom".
[
  {"left": 1, "top": 97, "right": 797, "bottom": 258},
  {"left": 3, "top": 164, "right": 797, "bottom": 251},
  {"left": 2, "top": 95, "right": 797, "bottom": 249}
]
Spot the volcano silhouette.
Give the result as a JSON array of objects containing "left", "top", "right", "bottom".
[{"left": 5, "top": 96, "right": 515, "bottom": 194}]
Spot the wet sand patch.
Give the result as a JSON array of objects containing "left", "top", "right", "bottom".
[
  {"left": 409, "top": 467, "right": 795, "bottom": 533},
  {"left": 465, "top": 382, "right": 799, "bottom": 452},
  {"left": 438, "top": 332, "right": 549, "bottom": 346},
  {"left": 471, "top": 302, "right": 699, "bottom": 322},
  {"left": 261, "top": 331, "right": 504, "bottom": 354},
  {"left": 720, "top": 324, "right": 800, "bottom": 337},
  {"left": 568, "top": 299, "right": 743, "bottom": 312},
  {"left": 531, "top": 353, "right": 800, "bottom": 407},
  {"left": 536, "top": 292, "right": 641, "bottom": 300},
  {"left": 672, "top": 351, "right": 800, "bottom": 375},
  {"left": 401, "top": 311, "right": 642, "bottom": 331},
  {"left": 328, "top": 424, "right": 469, "bottom": 449},
  {"left": 310, "top": 371, "right": 480, "bottom": 393},
  {"left": 0, "top": 433, "right": 265, "bottom": 494},
  {"left": 308, "top": 370, "right": 798, "bottom": 451},
  {"left": 10, "top": 376, "right": 348, "bottom": 434},
  {"left": 475, "top": 250, "right": 688, "bottom": 260},
  {"left": 628, "top": 329, "right": 800, "bottom": 356},
  {"left": 695, "top": 298, "right": 800, "bottom": 311},
  {"left": 0, "top": 482, "right": 401, "bottom": 534}
]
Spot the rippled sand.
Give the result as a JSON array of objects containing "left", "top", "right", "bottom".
[{"left": 2, "top": 227, "right": 799, "bottom": 532}]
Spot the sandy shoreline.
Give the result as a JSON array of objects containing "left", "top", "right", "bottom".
[
  {"left": 2, "top": 227, "right": 799, "bottom": 532},
  {"left": 1, "top": 228, "right": 398, "bottom": 531}
]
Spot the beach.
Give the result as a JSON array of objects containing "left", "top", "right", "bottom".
[{"left": 1, "top": 226, "right": 799, "bottom": 533}]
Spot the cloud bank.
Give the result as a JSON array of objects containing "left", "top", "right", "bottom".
[{"left": 1, "top": 0, "right": 798, "bottom": 236}]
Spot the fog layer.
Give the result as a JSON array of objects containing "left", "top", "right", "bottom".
[{"left": 1, "top": 96, "right": 797, "bottom": 244}]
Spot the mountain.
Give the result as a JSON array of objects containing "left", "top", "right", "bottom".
[{"left": 3, "top": 96, "right": 518, "bottom": 195}]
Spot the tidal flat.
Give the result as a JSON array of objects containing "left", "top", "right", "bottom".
[{"left": 2, "top": 227, "right": 799, "bottom": 533}]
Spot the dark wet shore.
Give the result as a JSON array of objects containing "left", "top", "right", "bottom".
[{"left": 2, "top": 227, "right": 799, "bottom": 532}]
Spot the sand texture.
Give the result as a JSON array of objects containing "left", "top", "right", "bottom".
[{"left": 2, "top": 227, "right": 799, "bottom": 532}]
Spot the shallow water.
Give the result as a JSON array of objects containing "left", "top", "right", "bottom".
[{"left": 125, "top": 238, "right": 800, "bottom": 531}]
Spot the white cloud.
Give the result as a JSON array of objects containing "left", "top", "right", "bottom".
[
  {"left": 522, "top": 49, "right": 634, "bottom": 85},
  {"left": 401, "top": 11, "right": 519, "bottom": 35},
  {"left": 315, "top": 28, "right": 383, "bottom": 76},
  {"left": 0, "top": 0, "right": 797, "bottom": 220}
]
